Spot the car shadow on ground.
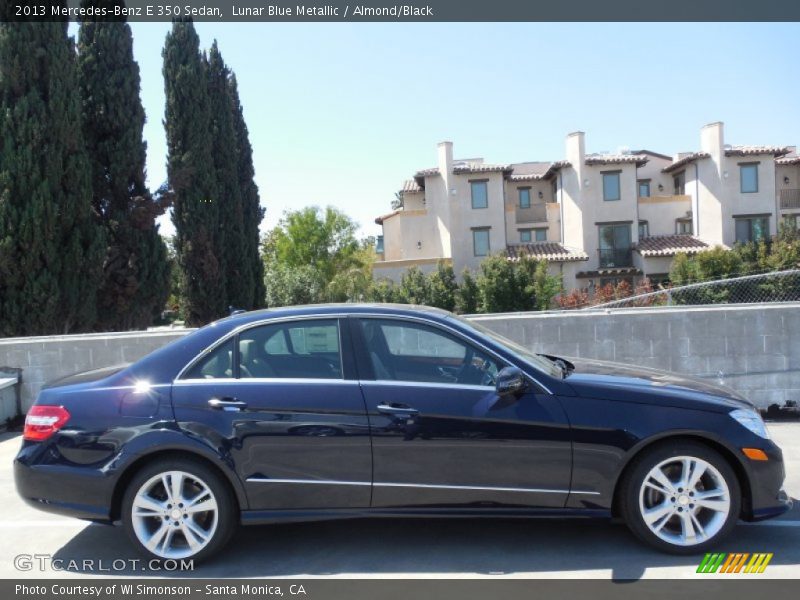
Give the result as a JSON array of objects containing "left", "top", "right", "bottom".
[{"left": 53, "top": 509, "right": 800, "bottom": 580}]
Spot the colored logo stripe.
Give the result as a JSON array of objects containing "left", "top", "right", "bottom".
[{"left": 697, "top": 553, "right": 772, "bottom": 574}]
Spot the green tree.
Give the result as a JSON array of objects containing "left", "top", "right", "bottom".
[
  {"left": 228, "top": 74, "right": 265, "bottom": 308},
  {"left": 531, "top": 260, "right": 562, "bottom": 311},
  {"left": 396, "top": 267, "right": 431, "bottom": 305},
  {"left": 205, "top": 41, "right": 252, "bottom": 311},
  {"left": 264, "top": 264, "right": 326, "bottom": 307},
  {"left": 455, "top": 270, "right": 479, "bottom": 314},
  {"left": 427, "top": 261, "right": 458, "bottom": 311},
  {"left": 77, "top": 0, "right": 170, "bottom": 330},
  {"left": 367, "top": 279, "right": 400, "bottom": 303},
  {"left": 0, "top": 5, "right": 105, "bottom": 336},
  {"left": 326, "top": 244, "right": 375, "bottom": 302},
  {"left": 476, "top": 255, "right": 519, "bottom": 313},
  {"left": 163, "top": 20, "right": 225, "bottom": 325},
  {"left": 267, "top": 206, "right": 361, "bottom": 285}
]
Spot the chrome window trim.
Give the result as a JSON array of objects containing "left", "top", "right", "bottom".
[
  {"left": 244, "top": 477, "right": 599, "bottom": 496},
  {"left": 174, "top": 311, "right": 554, "bottom": 395},
  {"left": 360, "top": 380, "right": 494, "bottom": 392},
  {"left": 174, "top": 378, "right": 360, "bottom": 386}
]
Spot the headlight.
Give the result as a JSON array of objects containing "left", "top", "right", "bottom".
[{"left": 729, "top": 408, "right": 770, "bottom": 439}]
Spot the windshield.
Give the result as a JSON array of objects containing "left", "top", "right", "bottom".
[{"left": 447, "top": 315, "right": 564, "bottom": 379}]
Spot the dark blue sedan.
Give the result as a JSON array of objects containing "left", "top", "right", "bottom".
[{"left": 14, "top": 304, "right": 791, "bottom": 562}]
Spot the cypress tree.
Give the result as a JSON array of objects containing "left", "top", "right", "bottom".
[
  {"left": 0, "top": 2, "right": 105, "bottom": 336},
  {"left": 77, "top": 0, "right": 170, "bottom": 331},
  {"left": 228, "top": 73, "right": 265, "bottom": 308},
  {"left": 204, "top": 41, "right": 250, "bottom": 310},
  {"left": 163, "top": 20, "right": 225, "bottom": 325}
]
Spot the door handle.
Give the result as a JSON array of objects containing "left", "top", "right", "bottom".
[
  {"left": 208, "top": 397, "right": 248, "bottom": 411},
  {"left": 377, "top": 403, "right": 419, "bottom": 416}
]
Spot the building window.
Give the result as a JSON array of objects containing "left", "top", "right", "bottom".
[
  {"left": 638, "top": 221, "right": 649, "bottom": 239},
  {"left": 551, "top": 179, "right": 558, "bottom": 203},
  {"left": 735, "top": 216, "right": 769, "bottom": 243},
  {"left": 520, "top": 229, "right": 532, "bottom": 243},
  {"left": 473, "top": 229, "right": 490, "bottom": 256},
  {"left": 638, "top": 180, "right": 651, "bottom": 198},
  {"left": 783, "top": 214, "right": 800, "bottom": 230},
  {"left": 676, "top": 219, "right": 693, "bottom": 235},
  {"left": 375, "top": 235, "right": 384, "bottom": 254},
  {"left": 470, "top": 180, "right": 488, "bottom": 209},
  {"left": 602, "top": 171, "right": 621, "bottom": 201},
  {"left": 673, "top": 171, "right": 686, "bottom": 195},
  {"left": 535, "top": 228, "right": 547, "bottom": 242},
  {"left": 598, "top": 223, "right": 632, "bottom": 267},
  {"left": 518, "top": 188, "right": 531, "bottom": 209},
  {"left": 740, "top": 163, "right": 759, "bottom": 193}
]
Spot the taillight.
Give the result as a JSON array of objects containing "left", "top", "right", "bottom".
[{"left": 23, "top": 405, "right": 70, "bottom": 441}]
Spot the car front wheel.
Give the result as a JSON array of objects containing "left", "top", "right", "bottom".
[
  {"left": 121, "top": 458, "right": 237, "bottom": 562},
  {"left": 620, "top": 441, "right": 741, "bottom": 554}
]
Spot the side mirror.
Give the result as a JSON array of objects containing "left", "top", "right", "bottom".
[{"left": 495, "top": 367, "right": 528, "bottom": 397}]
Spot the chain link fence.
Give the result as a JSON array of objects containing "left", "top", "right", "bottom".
[{"left": 571, "top": 269, "right": 800, "bottom": 310}]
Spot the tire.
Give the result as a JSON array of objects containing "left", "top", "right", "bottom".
[
  {"left": 121, "top": 457, "right": 238, "bottom": 563},
  {"left": 619, "top": 440, "right": 741, "bottom": 555}
]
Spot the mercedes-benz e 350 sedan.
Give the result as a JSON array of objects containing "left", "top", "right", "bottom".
[{"left": 15, "top": 305, "right": 791, "bottom": 561}]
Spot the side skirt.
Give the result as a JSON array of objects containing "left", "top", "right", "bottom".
[{"left": 240, "top": 507, "right": 611, "bottom": 526}]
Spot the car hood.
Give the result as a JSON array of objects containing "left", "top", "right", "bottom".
[{"left": 560, "top": 357, "right": 754, "bottom": 412}]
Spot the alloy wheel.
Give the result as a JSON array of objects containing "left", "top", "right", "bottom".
[
  {"left": 638, "top": 455, "right": 731, "bottom": 547},
  {"left": 130, "top": 470, "right": 219, "bottom": 559}
]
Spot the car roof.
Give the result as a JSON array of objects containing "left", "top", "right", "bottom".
[{"left": 214, "top": 303, "right": 454, "bottom": 328}]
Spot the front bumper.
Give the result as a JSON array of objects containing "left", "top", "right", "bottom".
[{"left": 741, "top": 440, "right": 793, "bottom": 521}]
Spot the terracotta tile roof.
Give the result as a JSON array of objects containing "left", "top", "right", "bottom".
[
  {"left": 631, "top": 149, "right": 672, "bottom": 161},
  {"left": 506, "top": 243, "right": 588, "bottom": 263},
  {"left": 725, "top": 145, "right": 789, "bottom": 157},
  {"left": 635, "top": 234, "right": 710, "bottom": 257},
  {"left": 585, "top": 154, "right": 648, "bottom": 167},
  {"left": 508, "top": 160, "right": 571, "bottom": 181},
  {"left": 414, "top": 162, "right": 513, "bottom": 179},
  {"left": 399, "top": 179, "right": 422, "bottom": 194},
  {"left": 663, "top": 152, "right": 711, "bottom": 173},
  {"left": 776, "top": 154, "right": 800, "bottom": 165},
  {"left": 577, "top": 267, "right": 642, "bottom": 279}
]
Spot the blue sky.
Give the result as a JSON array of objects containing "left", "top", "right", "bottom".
[{"left": 74, "top": 22, "right": 800, "bottom": 239}]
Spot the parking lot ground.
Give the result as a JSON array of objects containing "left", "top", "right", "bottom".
[{"left": 0, "top": 423, "right": 797, "bottom": 580}]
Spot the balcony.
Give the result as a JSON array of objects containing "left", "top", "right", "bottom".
[
  {"left": 780, "top": 189, "right": 800, "bottom": 210},
  {"left": 598, "top": 248, "right": 633, "bottom": 268},
  {"left": 515, "top": 203, "right": 548, "bottom": 223}
]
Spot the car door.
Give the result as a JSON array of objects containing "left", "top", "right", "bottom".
[
  {"left": 351, "top": 316, "right": 572, "bottom": 509},
  {"left": 171, "top": 317, "right": 372, "bottom": 510}
]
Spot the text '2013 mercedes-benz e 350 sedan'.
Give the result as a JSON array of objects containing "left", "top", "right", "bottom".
[{"left": 15, "top": 305, "right": 791, "bottom": 562}]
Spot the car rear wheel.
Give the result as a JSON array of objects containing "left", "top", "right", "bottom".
[
  {"left": 620, "top": 441, "right": 741, "bottom": 554},
  {"left": 121, "top": 458, "right": 237, "bottom": 562}
]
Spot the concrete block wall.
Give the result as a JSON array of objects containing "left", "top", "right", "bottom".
[
  {"left": 471, "top": 303, "right": 800, "bottom": 409},
  {"left": 0, "top": 329, "right": 193, "bottom": 413},
  {"left": 0, "top": 303, "right": 798, "bottom": 413}
]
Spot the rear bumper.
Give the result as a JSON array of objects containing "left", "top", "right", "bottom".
[{"left": 14, "top": 450, "right": 114, "bottom": 523}]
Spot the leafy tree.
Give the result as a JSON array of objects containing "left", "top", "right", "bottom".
[
  {"left": 264, "top": 264, "right": 326, "bottom": 307},
  {"left": 427, "top": 261, "right": 458, "bottom": 311},
  {"left": 476, "top": 255, "right": 520, "bottom": 313},
  {"left": 396, "top": 267, "right": 431, "bottom": 305},
  {"left": 163, "top": 20, "right": 225, "bottom": 325},
  {"left": 77, "top": 0, "right": 170, "bottom": 330},
  {"left": 228, "top": 73, "right": 265, "bottom": 308},
  {"left": 267, "top": 206, "right": 361, "bottom": 285},
  {"left": 367, "top": 279, "right": 400, "bottom": 303},
  {"left": 326, "top": 244, "right": 375, "bottom": 302},
  {"left": 455, "top": 270, "right": 479, "bottom": 314},
  {"left": 531, "top": 260, "right": 562, "bottom": 311},
  {"left": 0, "top": 5, "right": 105, "bottom": 336}
]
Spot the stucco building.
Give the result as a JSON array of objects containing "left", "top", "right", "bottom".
[{"left": 374, "top": 122, "right": 799, "bottom": 292}]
